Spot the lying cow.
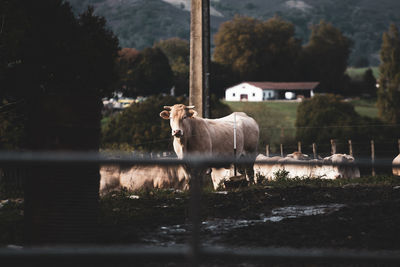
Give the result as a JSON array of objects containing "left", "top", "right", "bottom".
[
  {"left": 160, "top": 104, "right": 259, "bottom": 189},
  {"left": 254, "top": 153, "right": 360, "bottom": 181},
  {"left": 100, "top": 164, "right": 189, "bottom": 195},
  {"left": 393, "top": 154, "right": 400, "bottom": 176}
]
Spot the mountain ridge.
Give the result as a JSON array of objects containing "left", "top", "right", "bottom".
[{"left": 67, "top": 0, "right": 400, "bottom": 66}]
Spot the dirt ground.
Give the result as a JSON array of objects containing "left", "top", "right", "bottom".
[
  {"left": 98, "top": 183, "right": 400, "bottom": 251},
  {"left": 1, "top": 176, "right": 400, "bottom": 266}
]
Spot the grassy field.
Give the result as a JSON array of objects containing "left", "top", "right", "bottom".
[
  {"left": 350, "top": 98, "right": 379, "bottom": 118},
  {"left": 224, "top": 99, "right": 378, "bottom": 153},
  {"left": 346, "top": 66, "right": 380, "bottom": 80},
  {"left": 224, "top": 101, "right": 300, "bottom": 152}
]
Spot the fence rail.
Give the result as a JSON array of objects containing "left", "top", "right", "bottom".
[
  {"left": 0, "top": 151, "right": 399, "bottom": 167},
  {"left": 1, "top": 246, "right": 400, "bottom": 265}
]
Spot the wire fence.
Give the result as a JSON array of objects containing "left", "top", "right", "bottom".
[{"left": 0, "top": 151, "right": 400, "bottom": 266}]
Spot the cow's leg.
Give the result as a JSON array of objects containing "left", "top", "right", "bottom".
[
  {"left": 239, "top": 154, "right": 256, "bottom": 184},
  {"left": 184, "top": 164, "right": 213, "bottom": 190}
]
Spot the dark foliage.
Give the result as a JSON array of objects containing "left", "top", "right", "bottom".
[
  {"left": 300, "top": 21, "right": 351, "bottom": 94},
  {"left": 213, "top": 16, "right": 302, "bottom": 82},
  {"left": 210, "top": 61, "right": 241, "bottom": 99},
  {"left": 209, "top": 94, "right": 232, "bottom": 119},
  {"left": 378, "top": 24, "right": 400, "bottom": 124},
  {"left": 0, "top": 0, "right": 120, "bottom": 244},
  {"left": 101, "top": 95, "right": 186, "bottom": 152},
  {"left": 0, "top": 0, "right": 120, "bottom": 149},
  {"left": 154, "top": 38, "right": 190, "bottom": 96},
  {"left": 295, "top": 94, "right": 398, "bottom": 157},
  {"left": 67, "top": 0, "right": 400, "bottom": 66},
  {"left": 343, "top": 69, "right": 377, "bottom": 97},
  {"left": 119, "top": 47, "right": 174, "bottom": 97},
  {"left": 1, "top": 1, "right": 119, "bottom": 99}
]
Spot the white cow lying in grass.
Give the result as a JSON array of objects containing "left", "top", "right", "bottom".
[
  {"left": 100, "top": 164, "right": 189, "bottom": 195},
  {"left": 254, "top": 152, "right": 360, "bottom": 181},
  {"left": 393, "top": 154, "right": 400, "bottom": 176}
]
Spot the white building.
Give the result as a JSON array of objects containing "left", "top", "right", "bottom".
[{"left": 225, "top": 82, "right": 319, "bottom": 101}]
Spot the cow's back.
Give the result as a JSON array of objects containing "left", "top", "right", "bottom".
[
  {"left": 214, "top": 112, "right": 259, "bottom": 154},
  {"left": 203, "top": 118, "right": 243, "bottom": 156}
]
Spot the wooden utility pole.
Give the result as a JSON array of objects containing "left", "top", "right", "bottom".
[{"left": 189, "top": 0, "right": 210, "bottom": 118}]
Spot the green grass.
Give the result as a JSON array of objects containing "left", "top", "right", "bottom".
[
  {"left": 346, "top": 67, "right": 380, "bottom": 80},
  {"left": 348, "top": 98, "right": 379, "bottom": 118},
  {"left": 224, "top": 99, "right": 379, "bottom": 152},
  {"left": 224, "top": 101, "right": 300, "bottom": 152},
  {"left": 257, "top": 173, "right": 400, "bottom": 188}
]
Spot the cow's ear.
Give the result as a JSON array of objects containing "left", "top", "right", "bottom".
[
  {"left": 187, "top": 109, "right": 197, "bottom": 118},
  {"left": 160, "top": 110, "right": 170, "bottom": 120}
]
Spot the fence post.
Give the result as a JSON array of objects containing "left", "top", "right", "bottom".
[
  {"left": 330, "top": 139, "right": 336, "bottom": 155},
  {"left": 233, "top": 113, "right": 237, "bottom": 176},
  {"left": 266, "top": 144, "right": 270, "bottom": 157},
  {"left": 348, "top": 140, "right": 353, "bottom": 157},
  {"left": 188, "top": 162, "right": 203, "bottom": 267},
  {"left": 312, "top": 143, "right": 317, "bottom": 159},
  {"left": 371, "top": 140, "right": 375, "bottom": 176},
  {"left": 280, "top": 144, "right": 284, "bottom": 157},
  {"left": 298, "top": 141, "right": 302, "bottom": 153}
]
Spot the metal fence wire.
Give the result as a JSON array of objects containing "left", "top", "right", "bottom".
[{"left": 0, "top": 151, "right": 400, "bottom": 266}]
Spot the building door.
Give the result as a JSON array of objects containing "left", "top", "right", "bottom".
[{"left": 240, "top": 94, "right": 248, "bottom": 101}]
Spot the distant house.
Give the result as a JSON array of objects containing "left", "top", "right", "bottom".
[{"left": 225, "top": 82, "right": 319, "bottom": 101}]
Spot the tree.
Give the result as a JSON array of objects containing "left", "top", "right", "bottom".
[
  {"left": 296, "top": 95, "right": 365, "bottom": 147},
  {"left": 121, "top": 47, "right": 174, "bottom": 97},
  {"left": 342, "top": 69, "right": 377, "bottom": 97},
  {"left": 0, "top": 0, "right": 119, "bottom": 244},
  {"left": 102, "top": 95, "right": 185, "bottom": 152},
  {"left": 154, "top": 38, "right": 190, "bottom": 96},
  {"left": 115, "top": 48, "right": 141, "bottom": 94},
  {"left": 377, "top": 24, "right": 400, "bottom": 124},
  {"left": 213, "top": 16, "right": 301, "bottom": 82},
  {"left": 301, "top": 21, "right": 351, "bottom": 94},
  {"left": 362, "top": 68, "right": 377, "bottom": 98},
  {"left": 210, "top": 61, "right": 240, "bottom": 99}
]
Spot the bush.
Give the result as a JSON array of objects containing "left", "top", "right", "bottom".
[
  {"left": 295, "top": 94, "right": 399, "bottom": 158},
  {"left": 296, "top": 94, "right": 361, "bottom": 145},
  {"left": 101, "top": 95, "right": 185, "bottom": 152}
]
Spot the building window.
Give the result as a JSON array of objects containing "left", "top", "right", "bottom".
[
  {"left": 252, "top": 93, "right": 255, "bottom": 97},
  {"left": 233, "top": 93, "right": 236, "bottom": 97}
]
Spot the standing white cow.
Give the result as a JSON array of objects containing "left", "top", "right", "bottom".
[{"left": 160, "top": 104, "right": 259, "bottom": 188}]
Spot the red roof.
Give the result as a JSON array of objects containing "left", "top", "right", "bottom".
[{"left": 245, "top": 82, "right": 319, "bottom": 90}]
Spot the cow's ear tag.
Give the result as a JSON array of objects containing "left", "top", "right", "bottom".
[{"left": 160, "top": 110, "right": 170, "bottom": 120}]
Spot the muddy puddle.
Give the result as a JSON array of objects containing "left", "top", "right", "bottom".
[{"left": 144, "top": 203, "right": 345, "bottom": 246}]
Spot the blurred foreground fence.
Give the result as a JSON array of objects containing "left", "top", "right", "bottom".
[{"left": 0, "top": 151, "right": 400, "bottom": 266}]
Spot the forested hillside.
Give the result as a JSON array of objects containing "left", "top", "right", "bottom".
[{"left": 67, "top": 0, "right": 400, "bottom": 66}]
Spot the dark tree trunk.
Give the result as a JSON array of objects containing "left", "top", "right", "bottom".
[{"left": 24, "top": 94, "right": 102, "bottom": 245}]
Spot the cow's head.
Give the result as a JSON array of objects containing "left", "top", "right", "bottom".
[{"left": 160, "top": 104, "right": 197, "bottom": 138}]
